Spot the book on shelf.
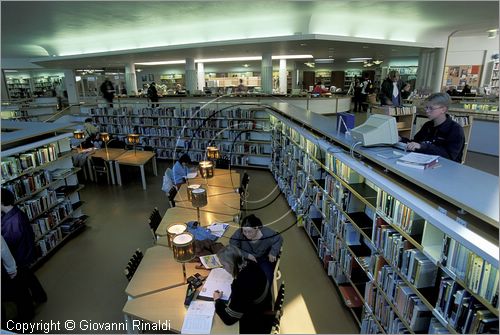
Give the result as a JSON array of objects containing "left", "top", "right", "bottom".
[
  {"left": 338, "top": 285, "right": 363, "bottom": 308},
  {"left": 396, "top": 152, "right": 439, "bottom": 170}
]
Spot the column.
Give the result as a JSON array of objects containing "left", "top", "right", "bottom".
[
  {"left": 1, "top": 70, "right": 8, "bottom": 101},
  {"left": 197, "top": 62, "right": 205, "bottom": 91},
  {"left": 125, "top": 63, "right": 138, "bottom": 96},
  {"left": 415, "top": 49, "right": 427, "bottom": 91},
  {"left": 185, "top": 57, "right": 196, "bottom": 94},
  {"left": 291, "top": 62, "right": 300, "bottom": 90},
  {"left": 279, "top": 59, "right": 287, "bottom": 94},
  {"left": 63, "top": 69, "right": 79, "bottom": 105},
  {"left": 430, "top": 47, "right": 446, "bottom": 93},
  {"left": 261, "top": 52, "right": 273, "bottom": 94}
]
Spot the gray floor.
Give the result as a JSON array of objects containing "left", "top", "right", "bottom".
[{"left": 32, "top": 162, "right": 358, "bottom": 334}]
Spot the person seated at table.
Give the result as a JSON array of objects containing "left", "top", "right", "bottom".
[
  {"left": 401, "top": 92, "right": 465, "bottom": 162},
  {"left": 84, "top": 118, "right": 99, "bottom": 138},
  {"left": 172, "top": 153, "right": 191, "bottom": 189},
  {"left": 229, "top": 214, "right": 283, "bottom": 284},
  {"left": 213, "top": 245, "right": 273, "bottom": 334}
]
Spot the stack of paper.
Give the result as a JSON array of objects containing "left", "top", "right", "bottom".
[
  {"left": 181, "top": 300, "right": 215, "bottom": 334},
  {"left": 396, "top": 152, "right": 439, "bottom": 170},
  {"left": 207, "top": 222, "right": 229, "bottom": 238}
]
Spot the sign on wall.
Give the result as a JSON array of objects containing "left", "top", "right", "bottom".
[{"left": 443, "top": 65, "right": 482, "bottom": 88}]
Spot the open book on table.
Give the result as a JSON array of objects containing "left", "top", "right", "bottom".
[
  {"left": 181, "top": 300, "right": 215, "bottom": 334},
  {"left": 198, "top": 268, "right": 232, "bottom": 301},
  {"left": 396, "top": 152, "right": 440, "bottom": 170}
]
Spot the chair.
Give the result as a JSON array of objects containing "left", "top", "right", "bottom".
[
  {"left": 107, "top": 140, "right": 126, "bottom": 149},
  {"left": 148, "top": 207, "right": 162, "bottom": 243},
  {"left": 239, "top": 172, "right": 250, "bottom": 212},
  {"left": 91, "top": 156, "right": 110, "bottom": 184},
  {"left": 168, "top": 187, "right": 177, "bottom": 208},
  {"left": 271, "top": 282, "right": 285, "bottom": 334},
  {"left": 272, "top": 248, "right": 283, "bottom": 307},
  {"left": 124, "top": 249, "right": 144, "bottom": 282}
]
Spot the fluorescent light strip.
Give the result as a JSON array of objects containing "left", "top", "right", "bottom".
[
  {"left": 349, "top": 57, "right": 372, "bottom": 61},
  {"left": 135, "top": 60, "right": 186, "bottom": 65},
  {"left": 272, "top": 54, "right": 313, "bottom": 60},
  {"left": 346, "top": 60, "right": 366, "bottom": 63},
  {"left": 195, "top": 56, "right": 261, "bottom": 63},
  {"left": 136, "top": 55, "right": 314, "bottom": 65}
]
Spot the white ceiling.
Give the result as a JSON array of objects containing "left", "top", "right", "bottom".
[{"left": 1, "top": 1, "right": 498, "bottom": 70}]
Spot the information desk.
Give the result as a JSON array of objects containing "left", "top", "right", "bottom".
[
  {"left": 175, "top": 184, "right": 237, "bottom": 202},
  {"left": 125, "top": 245, "right": 205, "bottom": 299},
  {"left": 156, "top": 207, "right": 235, "bottom": 238},
  {"left": 114, "top": 151, "right": 157, "bottom": 190},
  {"left": 123, "top": 284, "right": 238, "bottom": 334},
  {"left": 189, "top": 169, "right": 241, "bottom": 189},
  {"left": 90, "top": 148, "right": 127, "bottom": 184}
]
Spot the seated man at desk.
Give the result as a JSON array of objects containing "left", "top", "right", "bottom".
[
  {"left": 172, "top": 153, "right": 192, "bottom": 188},
  {"left": 229, "top": 214, "right": 283, "bottom": 284},
  {"left": 213, "top": 245, "right": 272, "bottom": 334},
  {"left": 403, "top": 93, "right": 465, "bottom": 163}
]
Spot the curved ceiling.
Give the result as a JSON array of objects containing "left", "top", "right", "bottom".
[{"left": 1, "top": 1, "right": 498, "bottom": 69}]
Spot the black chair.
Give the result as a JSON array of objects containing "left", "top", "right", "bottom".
[
  {"left": 124, "top": 249, "right": 143, "bottom": 282},
  {"left": 168, "top": 187, "right": 177, "bottom": 208},
  {"left": 271, "top": 282, "right": 285, "bottom": 334},
  {"left": 91, "top": 156, "right": 110, "bottom": 184},
  {"left": 239, "top": 172, "right": 250, "bottom": 212},
  {"left": 148, "top": 207, "right": 162, "bottom": 243}
]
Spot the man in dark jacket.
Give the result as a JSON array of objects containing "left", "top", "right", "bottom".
[
  {"left": 147, "top": 82, "right": 159, "bottom": 108},
  {"left": 1, "top": 188, "right": 47, "bottom": 321},
  {"left": 379, "top": 70, "right": 404, "bottom": 106},
  {"left": 404, "top": 93, "right": 465, "bottom": 162}
]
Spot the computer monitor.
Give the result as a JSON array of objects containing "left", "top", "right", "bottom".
[{"left": 351, "top": 114, "right": 398, "bottom": 147}]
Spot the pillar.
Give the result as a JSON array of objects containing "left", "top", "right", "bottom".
[
  {"left": 125, "top": 63, "right": 138, "bottom": 96},
  {"left": 1, "top": 70, "right": 8, "bottom": 101},
  {"left": 63, "top": 70, "right": 78, "bottom": 105},
  {"left": 430, "top": 47, "right": 446, "bottom": 93},
  {"left": 415, "top": 49, "right": 427, "bottom": 91},
  {"left": 261, "top": 52, "right": 273, "bottom": 94},
  {"left": 197, "top": 62, "right": 205, "bottom": 91},
  {"left": 185, "top": 57, "right": 196, "bottom": 94},
  {"left": 291, "top": 62, "right": 300, "bottom": 90},
  {"left": 279, "top": 59, "right": 287, "bottom": 94}
]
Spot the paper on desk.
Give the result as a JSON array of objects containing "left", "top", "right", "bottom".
[
  {"left": 181, "top": 300, "right": 215, "bottom": 334},
  {"left": 187, "top": 172, "right": 198, "bottom": 179},
  {"left": 207, "top": 223, "right": 229, "bottom": 238},
  {"left": 199, "top": 254, "right": 223, "bottom": 269},
  {"left": 198, "top": 268, "right": 233, "bottom": 301}
]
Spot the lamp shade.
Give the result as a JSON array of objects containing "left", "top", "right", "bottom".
[
  {"left": 191, "top": 187, "right": 207, "bottom": 208},
  {"left": 100, "top": 132, "right": 110, "bottom": 142},
  {"left": 73, "top": 130, "right": 85, "bottom": 139},
  {"left": 187, "top": 184, "right": 201, "bottom": 201},
  {"left": 127, "top": 133, "right": 140, "bottom": 144},
  {"left": 166, "top": 223, "right": 187, "bottom": 248},
  {"left": 172, "top": 232, "right": 195, "bottom": 262},
  {"left": 198, "top": 161, "right": 214, "bottom": 178},
  {"left": 207, "top": 146, "right": 220, "bottom": 160}
]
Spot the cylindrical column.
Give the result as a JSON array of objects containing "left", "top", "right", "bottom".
[
  {"left": 279, "top": 59, "right": 287, "bottom": 94},
  {"left": 125, "top": 63, "right": 138, "bottom": 96},
  {"left": 197, "top": 62, "right": 205, "bottom": 91},
  {"left": 415, "top": 49, "right": 427, "bottom": 91},
  {"left": 261, "top": 52, "right": 273, "bottom": 94},
  {"left": 63, "top": 69, "right": 79, "bottom": 105},
  {"left": 185, "top": 57, "right": 196, "bottom": 94},
  {"left": 291, "top": 62, "right": 299, "bottom": 90},
  {"left": 430, "top": 47, "right": 446, "bottom": 93}
]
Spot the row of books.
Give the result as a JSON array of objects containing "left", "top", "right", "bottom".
[
  {"left": 360, "top": 313, "right": 386, "bottom": 334},
  {"left": 18, "top": 189, "right": 59, "bottom": 221},
  {"left": 435, "top": 275, "right": 498, "bottom": 333},
  {"left": 373, "top": 105, "right": 416, "bottom": 116},
  {"left": 377, "top": 190, "right": 425, "bottom": 236},
  {"left": 36, "top": 227, "right": 63, "bottom": 257},
  {"left": 334, "top": 159, "right": 365, "bottom": 184},
  {"left": 3, "top": 170, "right": 52, "bottom": 201},
  {"left": 1, "top": 144, "right": 57, "bottom": 181},
  {"left": 31, "top": 200, "right": 73, "bottom": 240},
  {"left": 450, "top": 115, "right": 470, "bottom": 126},
  {"left": 441, "top": 236, "right": 499, "bottom": 305}
]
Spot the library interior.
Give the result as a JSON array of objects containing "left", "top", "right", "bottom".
[{"left": 1, "top": 1, "right": 499, "bottom": 334}]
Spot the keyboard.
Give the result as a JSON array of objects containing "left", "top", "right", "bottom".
[{"left": 393, "top": 142, "right": 408, "bottom": 151}]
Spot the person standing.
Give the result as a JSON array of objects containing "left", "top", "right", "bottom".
[
  {"left": 1, "top": 188, "right": 47, "bottom": 321},
  {"left": 147, "top": 82, "right": 159, "bottom": 108},
  {"left": 353, "top": 77, "right": 363, "bottom": 112},
  {"left": 379, "top": 70, "right": 404, "bottom": 106},
  {"left": 360, "top": 74, "right": 372, "bottom": 111},
  {"left": 100, "top": 78, "right": 115, "bottom": 108}
]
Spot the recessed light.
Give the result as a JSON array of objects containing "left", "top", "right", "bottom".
[
  {"left": 362, "top": 46, "right": 369, "bottom": 49},
  {"left": 243, "top": 64, "right": 249, "bottom": 68},
  {"left": 300, "top": 43, "right": 307, "bottom": 47}
]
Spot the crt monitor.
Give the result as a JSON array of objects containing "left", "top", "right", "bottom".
[{"left": 351, "top": 114, "right": 398, "bottom": 147}]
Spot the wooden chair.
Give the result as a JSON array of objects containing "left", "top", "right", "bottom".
[
  {"left": 449, "top": 114, "right": 473, "bottom": 164},
  {"left": 90, "top": 156, "right": 110, "bottom": 184},
  {"left": 124, "top": 249, "right": 144, "bottom": 281}
]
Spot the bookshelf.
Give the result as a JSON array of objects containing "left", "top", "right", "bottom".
[
  {"left": 344, "top": 70, "right": 362, "bottom": 91},
  {"left": 269, "top": 111, "right": 498, "bottom": 334},
  {"left": 489, "top": 59, "right": 499, "bottom": 96},
  {"left": 6, "top": 77, "right": 31, "bottom": 100},
  {"left": 370, "top": 105, "right": 416, "bottom": 139},
  {"left": 88, "top": 104, "right": 272, "bottom": 168},
  {"left": 1, "top": 127, "right": 87, "bottom": 268}
]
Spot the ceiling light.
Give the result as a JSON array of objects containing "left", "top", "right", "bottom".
[
  {"left": 136, "top": 69, "right": 143, "bottom": 72},
  {"left": 347, "top": 60, "right": 366, "bottom": 63},
  {"left": 487, "top": 29, "right": 498, "bottom": 38},
  {"left": 300, "top": 43, "right": 307, "bottom": 46},
  {"left": 3, "top": 70, "right": 18, "bottom": 73},
  {"left": 362, "top": 46, "right": 369, "bottom": 49},
  {"left": 273, "top": 54, "right": 313, "bottom": 60},
  {"left": 196, "top": 56, "right": 261, "bottom": 63},
  {"left": 243, "top": 64, "right": 249, "bottom": 68},
  {"left": 373, "top": 60, "right": 383, "bottom": 65},
  {"left": 304, "top": 62, "right": 315, "bottom": 68},
  {"left": 315, "top": 59, "right": 334, "bottom": 63},
  {"left": 135, "top": 60, "right": 186, "bottom": 65},
  {"left": 349, "top": 57, "right": 372, "bottom": 61}
]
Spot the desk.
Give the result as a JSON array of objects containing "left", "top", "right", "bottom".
[
  {"left": 125, "top": 245, "right": 206, "bottom": 298},
  {"left": 176, "top": 193, "right": 241, "bottom": 216},
  {"left": 175, "top": 184, "right": 237, "bottom": 202},
  {"left": 90, "top": 148, "right": 127, "bottom": 184},
  {"left": 189, "top": 169, "right": 240, "bottom": 189},
  {"left": 114, "top": 151, "right": 157, "bottom": 190},
  {"left": 156, "top": 207, "right": 235, "bottom": 237},
  {"left": 123, "top": 284, "right": 238, "bottom": 334}
]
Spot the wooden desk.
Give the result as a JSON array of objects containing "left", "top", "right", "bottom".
[
  {"left": 114, "top": 151, "right": 157, "bottom": 190},
  {"left": 125, "top": 245, "right": 206, "bottom": 298},
  {"left": 123, "top": 284, "right": 238, "bottom": 334},
  {"left": 156, "top": 207, "right": 235, "bottom": 237},
  {"left": 175, "top": 184, "right": 237, "bottom": 202},
  {"left": 90, "top": 148, "right": 127, "bottom": 184},
  {"left": 189, "top": 169, "right": 241, "bottom": 189},
  {"left": 176, "top": 193, "right": 241, "bottom": 216}
]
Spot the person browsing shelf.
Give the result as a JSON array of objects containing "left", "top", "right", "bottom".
[
  {"left": 403, "top": 93, "right": 465, "bottom": 162},
  {"left": 172, "top": 153, "right": 192, "bottom": 189},
  {"left": 212, "top": 245, "right": 272, "bottom": 334},
  {"left": 229, "top": 214, "right": 283, "bottom": 284}
]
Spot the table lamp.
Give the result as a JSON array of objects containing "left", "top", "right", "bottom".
[
  {"left": 100, "top": 132, "right": 110, "bottom": 159},
  {"left": 127, "top": 133, "right": 140, "bottom": 155},
  {"left": 172, "top": 232, "right": 195, "bottom": 281},
  {"left": 166, "top": 223, "right": 187, "bottom": 248},
  {"left": 73, "top": 130, "right": 85, "bottom": 151},
  {"left": 207, "top": 146, "right": 220, "bottom": 166},
  {"left": 191, "top": 187, "right": 207, "bottom": 224},
  {"left": 198, "top": 161, "right": 214, "bottom": 178},
  {"left": 187, "top": 184, "right": 201, "bottom": 201}
]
